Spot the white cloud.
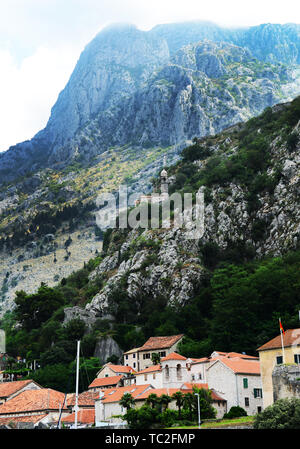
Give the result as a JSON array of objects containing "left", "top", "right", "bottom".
[{"left": 0, "top": 45, "right": 80, "bottom": 151}]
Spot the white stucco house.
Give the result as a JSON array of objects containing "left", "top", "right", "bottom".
[{"left": 205, "top": 357, "right": 263, "bottom": 415}]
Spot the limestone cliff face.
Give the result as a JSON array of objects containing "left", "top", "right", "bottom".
[{"left": 85, "top": 107, "right": 300, "bottom": 317}]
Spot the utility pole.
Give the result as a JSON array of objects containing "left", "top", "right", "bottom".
[
  {"left": 194, "top": 393, "right": 201, "bottom": 429},
  {"left": 74, "top": 340, "right": 80, "bottom": 429}
]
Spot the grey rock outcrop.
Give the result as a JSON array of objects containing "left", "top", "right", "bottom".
[{"left": 93, "top": 336, "right": 123, "bottom": 364}]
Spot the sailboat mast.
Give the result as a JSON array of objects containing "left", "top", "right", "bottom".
[{"left": 74, "top": 340, "right": 80, "bottom": 429}]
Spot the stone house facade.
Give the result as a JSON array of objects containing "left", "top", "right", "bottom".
[
  {"left": 123, "top": 334, "right": 184, "bottom": 372},
  {"left": 206, "top": 358, "right": 263, "bottom": 415}
]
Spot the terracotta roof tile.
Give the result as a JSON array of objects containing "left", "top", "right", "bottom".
[
  {"left": 88, "top": 376, "right": 123, "bottom": 389},
  {"left": 257, "top": 329, "right": 300, "bottom": 351},
  {"left": 100, "top": 384, "right": 152, "bottom": 404},
  {"left": 0, "top": 414, "right": 47, "bottom": 425},
  {"left": 67, "top": 391, "right": 99, "bottom": 407},
  {"left": 123, "top": 348, "right": 141, "bottom": 355},
  {"left": 161, "top": 352, "right": 186, "bottom": 362},
  {"left": 0, "top": 389, "right": 67, "bottom": 415},
  {"left": 62, "top": 409, "right": 95, "bottom": 425},
  {"left": 136, "top": 365, "right": 162, "bottom": 375},
  {"left": 180, "top": 384, "right": 226, "bottom": 402},
  {"left": 137, "top": 388, "right": 180, "bottom": 400},
  {"left": 181, "top": 382, "right": 209, "bottom": 390},
  {"left": 107, "top": 364, "right": 135, "bottom": 374},
  {"left": 0, "top": 380, "right": 39, "bottom": 399},
  {"left": 211, "top": 358, "right": 261, "bottom": 375},
  {"left": 140, "top": 335, "right": 184, "bottom": 351}
]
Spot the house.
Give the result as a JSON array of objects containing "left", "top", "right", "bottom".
[
  {"left": 88, "top": 375, "right": 124, "bottom": 391},
  {"left": 180, "top": 383, "right": 227, "bottom": 419},
  {"left": 135, "top": 384, "right": 227, "bottom": 419},
  {"left": 190, "top": 351, "right": 259, "bottom": 383},
  {"left": 124, "top": 334, "right": 184, "bottom": 371},
  {"left": 95, "top": 384, "right": 153, "bottom": 424},
  {"left": 123, "top": 348, "right": 141, "bottom": 371},
  {"left": 0, "top": 379, "right": 42, "bottom": 405},
  {"left": 134, "top": 165, "right": 173, "bottom": 207},
  {"left": 135, "top": 365, "right": 163, "bottom": 388},
  {"left": 257, "top": 328, "right": 300, "bottom": 407},
  {"left": 205, "top": 356, "right": 263, "bottom": 415},
  {"left": 0, "top": 388, "right": 69, "bottom": 427},
  {"left": 96, "top": 363, "right": 135, "bottom": 379}
]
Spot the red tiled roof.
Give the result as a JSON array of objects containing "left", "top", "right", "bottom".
[
  {"left": 161, "top": 352, "right": 186, "bottom": 362},
  {"left": 191, "top": 358, "right": 210, "bottom": 363},
  {"left": 62, "top": 409, "right": 95, "bottom": 425},
  {"left": 180, "top": 383, "right": 226, "bottom": 402},
  {"left": 107, "top": 364, "right": 135, "bottom": 374},
  {"left": 181, "top": 382, "right": 209, "bottom": 390},
  {"left": 136, "top": 385, "right": 226, "bottom": 403},
  {"left": 0, "top": 414, "right": 47, "bottom": 425},
  {"left": 137, "top": 388, "right": 180, "bottom": 400},
  {"left": 140, "top": 335, "right": 184, "bottom": 351},
  {"left": 100, "top": 384, "right": 152, "bottom": 404},
  {"left": 0, "top": 380, "right": 39, "bottom": 399},
  {"left": 136, "top": 365, "right": 162, "bottom": 375},
  {"left": 225, "top": 352, "right": 258, "bottom": 360},
  {"left": 66, "top": 391, "right": 99, "bottom": 407},
  {"left": 0, "top": 389, "right": 67, "bottom": 415},
  {"left": 88, "top": 376, "right": 123, "bottom": 389},
  {"left": 257, "top": 329, "right": 300, "bottom": 351},
  {"left": 211, "top": 358, "right": 261, "bottom": 375}
]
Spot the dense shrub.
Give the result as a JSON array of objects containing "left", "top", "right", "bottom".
[
  {"left": 254, "top": 398, "right": 300, "bottom": 429},
  {"left": 224, "top": 406, "right": 247, "bottom": 419}
]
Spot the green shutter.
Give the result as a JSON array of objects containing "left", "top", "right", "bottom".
[{"left": 243, "top": 378, "right": 248, "bottom": 388}]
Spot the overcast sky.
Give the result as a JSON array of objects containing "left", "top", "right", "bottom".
[{"left": 0, "top": 0, "right": 299, "bottom": 152}]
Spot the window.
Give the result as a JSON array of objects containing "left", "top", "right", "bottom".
[
  {"left": 143, "top": 353, "right": 151, "bottom": 360},
  {"left": 191, "top": 375, "right": 195, "bottom": 381},
  {"left": 257, "top": 407, "right": 262, "bottom": 413},
  {"left": 276, "top": 356, "right": 283, "bottom": 365},
  {"left": 105, "top": 374, "right": 109, "bottom": 377},
  {"left": 125, "top": 355, "right": 128, "bottom": 360},
  {"left": 294, "top": 354, "right": 300, "bottom": 364},
  {"left": 159, "top": 352, "right": 166, "bottom": 357},
  {"left": 165, "top": 365, "right": 169, "bottom": 380},
  {"left": 144, "top": 375, "right": 148, "bottom": 381},
  {"left": 198, "top": 373, "right": 202, "bottom": 380},
  {"left": 176, "top": 364, "right": 182, "bottom": 380},
  {"left": 254, "top": 389, "right": 263, "bottom": 398},
  {"left": 133, "top": 363, "right": 136, "bottom": 368},
  {"left": 133, "top": 354, "right": 136, "bottom": 359},
  {"left": 243, "top": 378, "right": 248, "bottom": 389},
  {"left": 153, "top": 374, "right": 156, "bottom": 380},
  {"left": 245, "top": 397, "right": 249, "bottom": 407}
]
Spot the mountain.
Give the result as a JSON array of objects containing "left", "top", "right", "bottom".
[
  {"left": 0, "top": 22, "right": 300, "bottom": 316},
  {"left": 1, "top": 96, "right": 299, "bottom": 368},
  {"left": 0, "top": 22, "right": 300, "bottom": 184},
  {"left": 150, "top": 22, "right": 300, "bottom": 63},
  {"left": 85, "top": 96, "right": 300, "bottom": 317}
]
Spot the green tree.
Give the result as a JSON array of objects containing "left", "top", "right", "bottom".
[
  {"left": 254, "top": 398, "right": 300, "bottom": 429},
  {"left": 151, "top": 353, "right": 161, "bottom": 365},
  {"left": 172, "top": 391, "right": 184, "bottom": 418},
  {"left": 146, "top": 393, "right": 159, "bottom": 409},
  {"left": 120, "top": 393, "right": 135, "bottom": 411},
  {"left": 159, "top": 394, "right": 172, "bottom": 412}
]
